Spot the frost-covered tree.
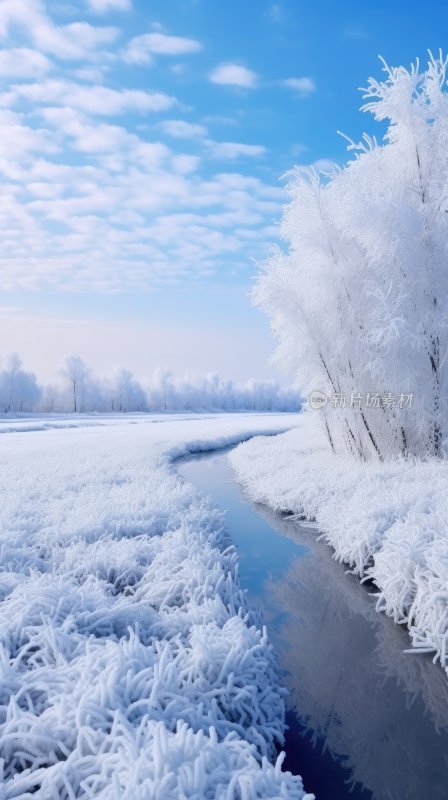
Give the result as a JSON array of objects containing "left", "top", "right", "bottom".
[
  {"left": 256, "top": 53, "right": 448, "bottom": 459},
  {"left": 0, "top": 352, "right": 300, "bottom": 414},
  {"left": 60, "top": 355, "right": 90, "bottom": 413},
  {"left": 148, "top": 368, "right": 173, "bottom": 412},
  {"left": 0, "top": 354, "right": 41, "bottom": 412},
  {"left": 107, "top": 368, "right": 147, "bottom": 412}
]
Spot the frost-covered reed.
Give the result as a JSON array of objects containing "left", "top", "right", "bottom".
[{"left": 0, "top": 415, "right": 311, "bottom": 799}]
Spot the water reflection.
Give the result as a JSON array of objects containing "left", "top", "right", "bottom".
[
  {"left": 259, "top": 505, "right": 448, "bottom": 800},
  {"left": 179, "top": 450, "right": 448, "bottom": 800}
]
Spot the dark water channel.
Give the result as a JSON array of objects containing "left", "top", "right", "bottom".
[{"left": 178, "top": 447, "right": 448, "bottom": 800}]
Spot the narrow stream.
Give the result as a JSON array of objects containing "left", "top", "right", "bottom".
[{"left": 178, "top": 447, "right": 448, "bottom": 800}]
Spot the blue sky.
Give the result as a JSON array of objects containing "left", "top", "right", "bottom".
[{"left": 0, "top": 0, "right": 447, "bottom": 381}]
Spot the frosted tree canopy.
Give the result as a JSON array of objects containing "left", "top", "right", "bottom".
[{"left": 257, "top": 53, "right": 448, "bottom": 459}]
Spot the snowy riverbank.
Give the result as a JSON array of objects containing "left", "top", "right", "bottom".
[
  {"left": 0, "top": 413, "right": 314, "bottom": 799},
  {"left": 230, "top": 413, "right": 448, "bottom": 673}
]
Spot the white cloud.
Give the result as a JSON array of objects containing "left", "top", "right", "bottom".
[
  {"left": 213, "top": 173, "right": 283, "bottom": 200},
  {"left": 72, "top": 66, "right": 109, "bottom": 82},
  {"left": 312, "top": 158, "right": 336, "bottom": 172},
  {"left": 0, "top": 109, "right": 59, "bottom": 159},
  {"left": 291, "top": 143, "right": 308, "bottom": 157},
  {"left": 0, "top": 2, "right": 282, "bottom": 295},
  {"left": 202, "top": 114, "right": 240, "bottom": 127},
  {"left": 58, "top": 22, "right": 118, "bottom": 55},
  {"left": 0, "top": 78, "right": 282, "bottom": 293},
  {"left": 27, "top": 181, "right": 65, "bottom": 198},
  {"left": 1, "top": 80, "right": 176, "bottom": 115},
  {"left": 161, "top": 119, "right": 207, "bottom": 139},
  {"left": 209, "top": 63, "right": 258, "bottom": 89},
  {"left": 281, "top": 77, "right": 316, "bottom": 94},
  {"left": 0, "top": 47, "right": 52, "bottom": 77},
  {"left": 86, "top": 0, "right": 132, "bottom": 13},
  {"left": 0, "top": 0, "right": 31, "bottom": 37},
  {"left": 0, "top": 0, "right": 119, "bottom": 59},
  {"left": 205, "top": 141, "right": 267, "bottom": 160},
  {"left": 123, "top": 32, "right": 202, "bottom": 65},
  {"left": 171, "top": 154, "right": 200, "bottom": 174},
  {"left": 39, "top": 108, "right": 176, "bottom": 163},
  {"left": 40, "top": 107, "right": 134, "bottom": 153}
]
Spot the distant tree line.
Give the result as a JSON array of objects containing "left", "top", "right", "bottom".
[{"left": 0, "top": 353, "right": 300, "bottom": 414}]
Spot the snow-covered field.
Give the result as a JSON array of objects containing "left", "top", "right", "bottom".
[
  {"left": 0, "top": 412, "right": 316, "bottom": 799},
  {"left": 230, "top": 414, "right": 448, "bottom": 673},
  {"left": 0, "top": 412, "right": 235, "bottom": 435}
]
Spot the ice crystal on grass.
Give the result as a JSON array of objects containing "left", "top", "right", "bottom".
[{"left": 0, "top": 414, "right": 309, "bottom": 798}]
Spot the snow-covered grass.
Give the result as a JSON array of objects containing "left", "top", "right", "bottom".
[
  {"left": 0, "top": 413, "right": 314, "bottom": 799},
  {"left": 230, "top": 413, "right": 448, "bottom": 673}
]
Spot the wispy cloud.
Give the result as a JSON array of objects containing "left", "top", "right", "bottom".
[
  {"left": 0, "top": 47, "right": 52, "bottom": 77},
  {"left": 0, "top": 109, "right": 59, "bottom": 159},
  {"left": 0, "top": 80, "right": 176, "bottom": 115},
  {"left": 86, "top": 0, "right": 132, "bottom": 13},
  {"left": 205, "top": 140, "right": 267, "bottom": 159},
  {"left": 0, "top": 94, "right": 276, "bottom": 292},
  {"left": 0, "top": 1, "right": 280, "bottom": 294},
  {"left": 0, "top": 0, "right": 119, "bottom": 59},
  {"left": 291, "top": 143, "right": 308, "bottom": 157},
  {"left": 209, "top": 63, "right": 259, "bottom": 89},
  {"left": 311, "top": 158, "right": 336, "bottom": 172},
  {"left": 281, "top": 77, "right": 316, "bottom": 95},
  {"left": 161, "top": 119, "right": 208, "bottom": 139},
  {"left": 122, "top": 31, "right": 202, "bottom": 65}
]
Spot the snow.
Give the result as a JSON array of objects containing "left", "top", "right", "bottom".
[
  {"left": 230, "top": 412, "right": 448, "bottom": 673},
  {"left": 0, "top": 413, "right": 314, "bottom": 799}
]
